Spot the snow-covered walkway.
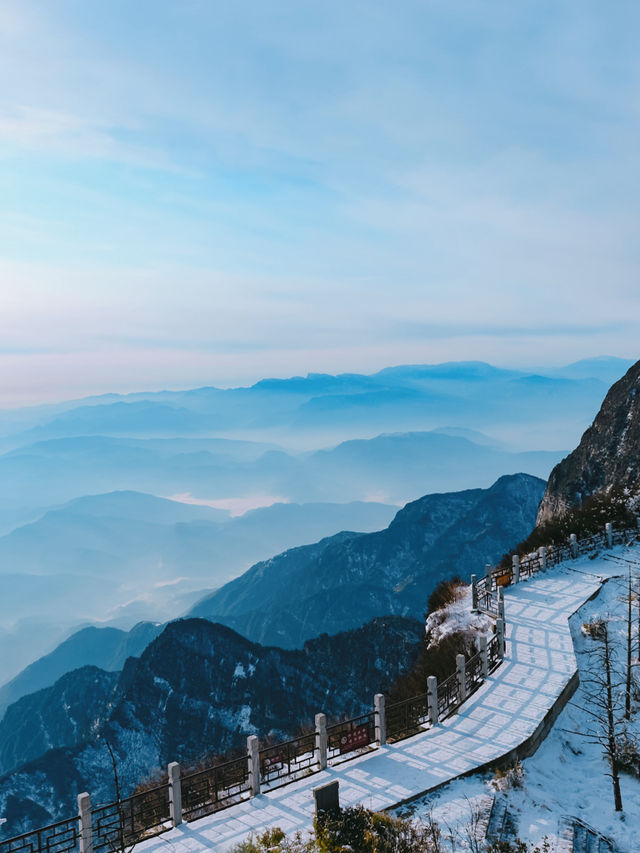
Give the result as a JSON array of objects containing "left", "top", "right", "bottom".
[{"left": 137, "top": 559, "right": 613, "bottom": 852}]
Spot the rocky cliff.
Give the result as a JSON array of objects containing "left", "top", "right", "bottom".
[{"left": 537, "top": 360, "right": 640, "bottom": 525}]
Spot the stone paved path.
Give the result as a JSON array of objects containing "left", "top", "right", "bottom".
[{"left": 137, "top": 559, "right": 612, "bottom": 852}]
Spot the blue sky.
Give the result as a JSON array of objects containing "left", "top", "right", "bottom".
[{"left": 0, "top": 0, "right": 639, "bottom": 404}]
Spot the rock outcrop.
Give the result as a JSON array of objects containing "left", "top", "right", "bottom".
[{"left": 537, "top": 360, "right": 640, "bottom": 525}]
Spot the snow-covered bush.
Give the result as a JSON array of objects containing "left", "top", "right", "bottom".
[
  {"left": 491, "top": 761, "right": 524, "bottom": 792},
  {"left": 582, "top": 617, "right": 606, "bottom": 640},
  {"left": 231, "top": 807, "right": 444, "bottom": 852},
  {"left": 425, "top": 583, "right": 493, "bottom": 654},
  {"left": 615, "top": 734, "right": 640, "bottom": 777}
]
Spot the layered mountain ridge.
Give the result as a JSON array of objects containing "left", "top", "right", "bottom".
[{"left": 190, "top": 473, "right": 546, "bottom": 647}]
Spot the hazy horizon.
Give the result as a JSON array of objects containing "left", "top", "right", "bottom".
[
  {"left": 0, "top": 353, "right": 635, "bottom": 409},
  {"left": 1, "top": 1, "right": 639, "bottom": 405}
]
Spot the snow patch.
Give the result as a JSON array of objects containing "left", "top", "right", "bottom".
[{"left": 425, "top": 585, "right": 492, "bottom": 650}]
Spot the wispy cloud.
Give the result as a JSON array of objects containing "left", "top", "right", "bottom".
[{"left": 0, "top": 0, "right": 638, "bottom": 403}]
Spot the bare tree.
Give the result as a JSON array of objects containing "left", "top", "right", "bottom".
[
  {"left": 626, "top": 566, "right": 633, "bottom": 719},
  {"left": 105, "top": 739, "right": 130, "bottom": 853},
  {"left": 460, "top": 796, "right": 485, "bottom": 853},
  {"left": 571, "top": 619, "right": 624, "bottom": 811},
  {"left": 604, "top": 555, "right": 640, "bottom": 718}
]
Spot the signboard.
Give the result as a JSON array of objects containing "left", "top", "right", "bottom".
[
  {"left": 496, "top": 573, "right": 511, "bottom": 587},
  {"left": 339, "top": 724, "right": 370, "bottom": 754},
  {"left": 262, "top": 754, "right": 283, "bottom": 771}
]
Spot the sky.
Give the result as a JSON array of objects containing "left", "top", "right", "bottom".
[{"left": 0, "top": 0, "right": 639, "bottom": 405}]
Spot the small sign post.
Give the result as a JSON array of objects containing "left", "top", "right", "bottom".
[{"left": 314, "top": 780, "right": 339, "bottom": 817}]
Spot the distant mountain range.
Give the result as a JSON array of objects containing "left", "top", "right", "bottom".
[
  {"left": 0, "top": 492, "right": 397, "bottom": 684},
  {"left": 0, "top": 357, "right": 630, "bottom": 739},
  {"left": 0, "top": 470, "right": 544, "bottom": 707},
  {"left": 0, "top": 429, "right": 562, "bottom": 515},
  {"left": 0, "top": 356, "right": 633, "bottom": 838},
  {"left": 189, "top": 472, "right": 545, "bottom": 646},
  {"left": 0, "top": 622, "right": 163, "bottom": 718},
  {"left": 0, "top": 358, "right": 631, "bottom": 451},
  {"left": 0, "top": 358, "right": 624, "bottom": 677}
]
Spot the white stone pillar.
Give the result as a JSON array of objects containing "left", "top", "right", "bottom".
[
  {"left": 498, "top": 586, "right": 505, "bottom": 620},
  {"left": 78, "top": 793, "right": 93, "bottom": 853},
  {"left": 539, "top": 546, "right": 547, "bottom": 570},
  {"left": 570, "top": 533, "right": 578, "bottom": 558},
  {"left": 315, "top": 713, "right": 328, "bottom": 770},
  {"left": 247, "top": 735, "right": 260, "bottom": 796},
  {"left": 168, "top": 762, "right": 182, "bottom": 826},
  {"left": 374, "top": 694, "right": 386, "bottom": 746},
  {"left": 456, "top": 654, "right": 467, "bottom": 702},
  {"left": 427, "top": 675, "right": 438, "bottom": 725},
  {"left": 479, "top": 634, "right": 488, "bottom": 678},
  {"left": 606, "top": 522, "right": 613, "bottom": 548},
  {"left": 512, "top": 554, "right": 520, "bottom": 584},
  {"left": 471, "top": 574, "right": 478, "bottom": 610},
  {"left": 496, "top": 618, "right": 505, "bottom": 659}
]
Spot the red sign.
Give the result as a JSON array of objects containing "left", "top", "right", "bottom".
[{"left": 339, "top": 724, "right": 370, "bottom": 754}]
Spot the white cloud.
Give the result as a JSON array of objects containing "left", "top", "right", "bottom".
[{"left": 0, "top": 0, "right": 638, "bottom": 403}]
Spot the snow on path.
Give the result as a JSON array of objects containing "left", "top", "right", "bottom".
[{"left": 136, "top": 560, "right": 612, "bottom": 852}]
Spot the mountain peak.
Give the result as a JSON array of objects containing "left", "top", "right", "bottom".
[{"left": 537, "top": 359, "right": 640, "bottom": 524}]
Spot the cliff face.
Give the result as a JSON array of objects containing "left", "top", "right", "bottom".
[{"left": 537, "top": 360, "right": 640, "bottom": 525}]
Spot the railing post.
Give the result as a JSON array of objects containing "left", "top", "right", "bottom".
[
  {"left": 374, "top": 694, "right": 386, "bottom": 746},
  {"left": 315, "top": 713, "right": 328, "bottom": 770},
  {"left": 456, "top": 654, "right": 467, "bottom": 702},
  {"left": 605, "top": 522, "right": 613, "bottom": 548},
  {"left": 427, "top": 675, "right": 438, "bottom": 725},
  {"left": 539, "top": 545, "right": 547, "bottom": 570},
  {"left": 496, "top": 618, "right": 505, "bottom": 659},
  {"left": 570, "top": 533, "right": 578, "bottom": 558},
  {"left": 78, "top": 793, "right": 93, "bottom": 853},
  {"left": 512, "top": 555, "right": 520, "bottom": 584},
  {"left": 471, "top": 574, "right": 478, "bottom": 610},
  {"left": 498, "top": 586, "right": 505, "bottom": 620},
  {"left": 247, "top": 735, "right": 260, "bottom": 796},
  {"left": 168, "top": 761, "right": 182, "bottom": 827},
  {"left": 479, "top": 634, "right": 488, "bottom": 678}
]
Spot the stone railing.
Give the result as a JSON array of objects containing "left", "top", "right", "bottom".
[
  {"left": 471, "top": 519, "right": 640, "bottom": 618},
  {"left": 0, "top": 622, "right": 508, "bottom": 852}
]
